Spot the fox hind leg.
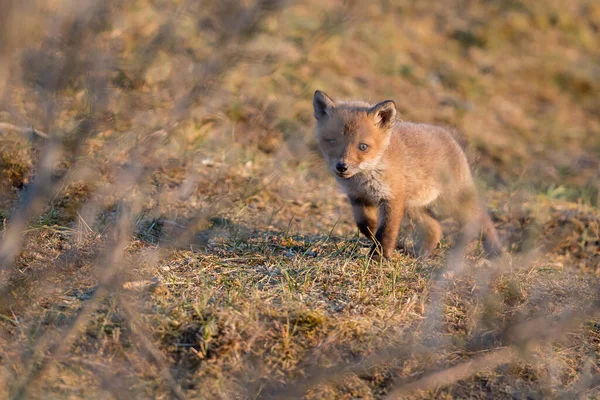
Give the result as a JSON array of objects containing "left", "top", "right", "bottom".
[
  {"left": 479, "top": 211, "right": 503, "bottom": 258},
  {"left": 455, "top": 191, "right": 503, "bottom": 258},
  {"left": 407, "top": 207, "right": 443, "bottom": 257}
]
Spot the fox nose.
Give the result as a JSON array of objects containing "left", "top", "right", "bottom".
[{"left": 335, "top": 162, "right": 348, "bottom": 173}]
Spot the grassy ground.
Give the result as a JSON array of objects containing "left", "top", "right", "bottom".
[{"left": 1, "top": 0, "right": 599, "bottom": 399}]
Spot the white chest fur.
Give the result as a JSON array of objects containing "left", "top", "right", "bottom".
[{"left": 336, "top": 169, "right": 391, "bottom": 203}]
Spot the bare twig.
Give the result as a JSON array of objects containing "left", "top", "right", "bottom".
[
  {"left": 0, "top": 122, "right": 49, "bottom": 139},
  {"left": 385, "top": 347, "right": 515, "bottom": 398},
  {"left": 119, "top": 297, "right": 187, "bottom": 400}
]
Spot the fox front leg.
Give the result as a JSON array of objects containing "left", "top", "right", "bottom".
[
  {"left": 350, "top": 197, "right": 378, "bottom": 240},
  {"left": 370, "top": 200, "right": 404, "bottom": 259}
]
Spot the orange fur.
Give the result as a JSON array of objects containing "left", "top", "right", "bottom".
[{"left": 313, "top": 90, "right": 503, "bottom": 259}]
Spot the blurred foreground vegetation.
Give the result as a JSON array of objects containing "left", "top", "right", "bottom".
[{"left": 0, "top": 0, "right": 599, "bottom": 398}]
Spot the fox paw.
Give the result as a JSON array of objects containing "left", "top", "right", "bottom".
[
  {"left": 397, "top": 240, "right": 436, "bottom": 259},
  {"left": 368, "top": 243, "right": 391, "bottom": 261}
]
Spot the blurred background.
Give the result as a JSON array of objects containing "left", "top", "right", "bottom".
[{"left": 0, "top": 0, "right": 599, "bottom": 399}]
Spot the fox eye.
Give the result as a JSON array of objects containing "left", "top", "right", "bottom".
[
  {"left": 326, "top": 139, "right": 337, "bottom": 145},
  {"left": 358, "top": 143, "right": 369, "bottom": 151}
]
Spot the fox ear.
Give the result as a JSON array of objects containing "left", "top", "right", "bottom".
[
  {"left": 313, "top": 90, "right": 335, "bottom": 120},
  {"left": 369, "top": 100, "right": 397, "bottom": 130}
]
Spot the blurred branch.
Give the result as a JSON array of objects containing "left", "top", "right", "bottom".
[
  {"left": 175, "top": 0, "right": 290, "bottom": 116},
  {"left": 119, "top": 297, "right": 187, "bottom": 400},
  {"left": 0, "top": 143, "right": 61, "bottom": 273},
  {"left": 0, "top": 122, "right": 49, "bottom": 139},
  {"left": 9, "top": 162, "right": 142, "bottom": 398},
  {"left": 386, "top": 303, "right": 600, "bottom": 397},
  {"left": 264, "top": 293, "right": 600, "bottom": 399},
  {"left": 385, "top": 347, "right": 515, "bottom": 399},
  {"left": 11, "top": 286, "right": 109, "bottom": 400}
]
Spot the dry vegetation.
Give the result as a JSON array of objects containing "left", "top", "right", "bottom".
[{"left": 0, "top": 0, "right": 599, "bottom": 398}]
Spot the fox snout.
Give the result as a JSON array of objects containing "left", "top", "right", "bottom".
[
  {"left": 335, "top": 162, "right": 348, "bottom": 173},
  {"left": 329, "top": 153, "right": 372, "bottom": 178},
  {"left": 331, "top": 159, "right": 356, "bottom": 178}
]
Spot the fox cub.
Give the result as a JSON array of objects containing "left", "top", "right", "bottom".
[{"left": 313, "top": 90, "right": 502, "bottom": 259}]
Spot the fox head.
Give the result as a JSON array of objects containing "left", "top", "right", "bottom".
[{"left": 312, "top": 90, "right": 397, "bottom": 179}]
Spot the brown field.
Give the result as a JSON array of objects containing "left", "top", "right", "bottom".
[{"left": 1, "top": 0, "right": 599, "bottom": 399}]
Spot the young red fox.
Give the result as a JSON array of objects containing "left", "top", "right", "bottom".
[{"left": 313, "top": 90, "right": 502, "bottom": 259}]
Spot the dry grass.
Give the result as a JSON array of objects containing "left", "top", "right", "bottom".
[{"left": 1, "top": 0, "right": 599, "bottom": 399}]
